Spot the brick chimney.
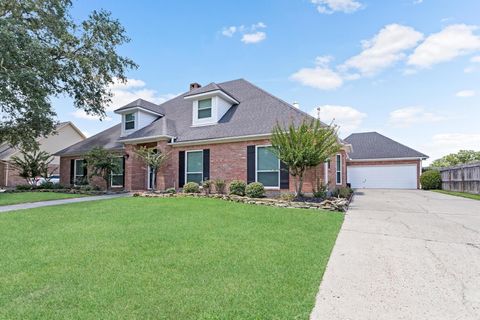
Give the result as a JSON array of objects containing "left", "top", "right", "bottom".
[{"left": 190, "top": 82, "right": 201, "bottom": 91}]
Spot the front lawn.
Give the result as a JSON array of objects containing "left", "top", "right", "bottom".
[
  {"left": 0, "top": 191, "right": 85, "bottom": 206},
  {"left": 433, "top": 190, "right": 480, "bottom": 201},
  {"left": 0, "top": 197, "right": 343, "bottom": 319}
]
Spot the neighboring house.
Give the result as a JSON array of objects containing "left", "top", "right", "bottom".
[
  {"left": 56, "top": 79, "right": 351, "bottom": 192},
  {"left": 0, "top": 122, "right": 86, "bottom": 187},
  {"left": 345, "top": 132, "right": 428, "bottom": 189}
]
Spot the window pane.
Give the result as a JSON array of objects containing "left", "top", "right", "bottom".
[
  {"left": 187, "top": 151, "right": 203, "bottom": 172},
  {"left": 336, "top": 155, "right": 341, "bottom": 168},
  {"left": 257, "top": 147, "right": 279, "bottom": 171},
  {"left": 112, "top": 175, "right": 123, "bottom": 186},
  {"left": 125, "top": 113, "right": 135, "bottom": 121},
  {"left": 75, "top": 160, "right": 84, "bottom": 175},
  {"left": 198, "top": 108, "right": 212, "bottom": 119},
  {"left": 198, "top": 99, "right": 212, "bottom": 110},
  {"left": 187, "top": 173, "right": 203, "bottom": 184},
  {"left": 125, "top": 121, "right": 135, "bottom": 130},
  {"left": 258, "top": 172, "right": 279, "bottom": 187},
  {"left": 336, "top": 172, "right": 341, "bottom": 184},
  {"left": 112, "top": 157, "right": 123, "bottom": 174}
]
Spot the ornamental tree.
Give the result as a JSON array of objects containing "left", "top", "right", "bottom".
[
  {"left": 10, "top": 149, "right": 54, "bottom": 185},
  {"left": 0, "top": 0, "right": 137, "bottom": 149},
  {"left": 85, "top": 147, "right": 121, "bottom": 191},
  {"left": 134, "top": 146, "right": 169, "bottom": 191},
  {"left": 270, "top": 119, "right": 341, "bottom": 197}
]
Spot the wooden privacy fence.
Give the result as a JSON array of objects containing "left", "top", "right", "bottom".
[{"left": 440, "top": 162, "right": 480, "bottom": 194}]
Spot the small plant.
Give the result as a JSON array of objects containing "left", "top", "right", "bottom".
[
  {"left": 214, "top": 179, "right": 226, "bottom": 194},
  {"left": 420, "top": 170, "right": 442, "bottom": 190},
  {"left": 229, "top": 180, "right": 246, "bottom": 196},
  {"left": 202, "top": 180, "right": 213, "bottom": 195},
  {"left": 313, "top": 177, "right": 328, "bottom": 199},
  {"left": 165, "top": 187, "right": 176, "bottom": 194},
  {"left": 279, "top": 192, "right": 295, "bottom": 201},
  {"left": 245, "top": 182, "right": 265, "bottom": 198},
  {"left": 331, "top": 187, "right": 353, "bottom": 199},
  {"left": 183, "top": 182, "right": 200, "bottom": 193}
]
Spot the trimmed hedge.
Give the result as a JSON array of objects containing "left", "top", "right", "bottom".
[
  {"left": 420, "top": 170, "right": 442, "bottom": 190},
  {"left": 229, "top": 180, "right": 246, "bottom": 196},
  {"left": 245, "top": 182, "right": 265, "bottom": 198},
  {"left": 183, "top": 182, "right": 200, "bottom": 193}
]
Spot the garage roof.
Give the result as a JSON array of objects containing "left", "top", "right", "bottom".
[{"left": 345, "top": 132, "right": 428, "bottom": 160}]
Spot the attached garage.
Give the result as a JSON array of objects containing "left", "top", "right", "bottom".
[
  {"left": 347, "top": 164, "right": 418, "bottom": 189},
  {"left": 344, "top": 132, "right": 428, "bottom": 189}
]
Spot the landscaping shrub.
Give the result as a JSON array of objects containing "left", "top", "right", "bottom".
[
  {"left": 245, "top": 182, "right": 265, "bottom": 198},
  {"left": 420, "top": 170, "right": 442, "bottom": 190},
  {"left": 214, "top": 179, "right": 226, "bottom": 194},
  {"left": 15, "top": 184, "right": 34, "bottom": 191},
  {"left": 279, "top": 192, "right": 295, "bottom": 201},
  {"left": 183, "top": 182, "right": 200, "bottom": 193},
  {"left": 38, "top": 182, "right": 65, "bottom": 190},
  {"left": 331, "top": 187, "right": 353, "bottom": 199},
  {"left": 229, "top": 180, "right": 246, "bottom": 196},
  {"left": 165, "top": 187, "right": 176, "bottom": 194},
  {"left": 312, "top": 178, "right": 328, "bottom": 199},
  {"left": 202, "top": 180, "right": 213, "bottom": 195}
]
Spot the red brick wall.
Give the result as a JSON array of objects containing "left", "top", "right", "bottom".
[
  {"left": 0, "top": 161, "right": 59, "bottom": 188},
  {"left": 60, "top": 139, "right": 349, "bottom": 193},
  {"left": 346, "top": 159, "right": 422, "bottom": 189}
]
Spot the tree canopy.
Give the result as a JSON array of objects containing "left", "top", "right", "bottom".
[
  {"left": 134, "top": 146, "right": 169, "bottom": 191},
  {"left": 431, "top": 150, "right": 480, "bottom": 168},
  {"left": 10, "top": 149, "right": 54, "bottom": 185},
  {"left": 85, "top": 147, "right": 121, "bottom": 191},
  {"left": 270, "top": 119, "right": 341, "bottom": 197},
  {"left": 0, "top": 0, "right": 137, "bottom": 149}
]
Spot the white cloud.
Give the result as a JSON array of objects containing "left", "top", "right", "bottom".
[
  {"left": 341, "top": 24, "right": 424, "bottom": 76},
  {"left": 389, "top": 106, "right": 444, "bottom": 128},
  {"left": 456, "top": 90, "right": 475, "bottom": 97},
  {"left": 241, "top": 32, "right": 266, "bottom": 44},
  {"left": 311, "top": 0, "right": 362, "bottom": 14},
  {"left": 413, "top": 0, "right": 423, "bottom": 4},
  {"left": 471, "top": 55, "right": 480, "bottom": 63},
  {"left": 310, "top": 105, "right": 367, "bottom": 134},
  {"left": 222, "top": 26, "right": 237, "bottom": 37},
  {"left": 72, "top": 110, "right": 112, "bottom": 122},
  {"left": 291, "top": 56, "right": 343, "bottom": 90},
  {"left": 106, "top": 78, "right": 177, "bottom": 112},
  {"left": 408, "top": 24, "right": 480, "bottom": 68},
  {"left": 221, "top": 22, "right": 267, "bottom": 44}
]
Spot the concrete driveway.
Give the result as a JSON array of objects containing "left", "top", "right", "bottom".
[{"left": 311, "top": 189, "right": 480, "bottom": 320}]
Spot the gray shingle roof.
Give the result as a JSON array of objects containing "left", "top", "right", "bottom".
[
  {"left": 58, "top": 79, "right": 325, "bottom": 155},
  {"left": 345, "top": 132, "right": 428, "bottom": 160},
  {"left": 114, "top": 98, "right": 164, "bottom": 115},
  {"left": 55, "top": 124, "right": 124, "bottom": 156}
]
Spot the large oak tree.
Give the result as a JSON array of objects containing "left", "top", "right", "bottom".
[{"left": 0, "top": 0, "right": 137, "bottom": 149}]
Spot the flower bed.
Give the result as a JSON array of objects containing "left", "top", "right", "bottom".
[{"left": 133, "top": 192, "right": 351, "bottom": 212}]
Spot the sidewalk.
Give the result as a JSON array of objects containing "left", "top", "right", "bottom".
[{"left": 0, "top": 193, "right": 130, "bottom": 213}]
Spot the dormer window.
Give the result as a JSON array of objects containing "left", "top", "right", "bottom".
[
  {"left": 125, "top": 113, "right": 135, "bottom": 130},
  {"left": 198, "top": 99, "right": 212, "bottom": 119}
]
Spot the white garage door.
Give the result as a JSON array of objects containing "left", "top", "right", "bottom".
[{"left": 347, "top": 165, "right": 418, "bottom": 189}]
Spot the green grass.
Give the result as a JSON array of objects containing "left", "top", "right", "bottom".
[
  {"left": 0, "top": 197, "right": 343, "bottom": 319},
  {"left": 0, "top": 192, "right": 85, "bottom": 206},
  {"left": 433, "top": 190, "right": 480, "bottom": 200}
]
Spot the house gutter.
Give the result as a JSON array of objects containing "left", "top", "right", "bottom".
[
  {"left": 347, "top": 157, "right": 427, "bottom": 162},
  {"left": 168, "top": 133, "right": 272, "bottom": 147}
]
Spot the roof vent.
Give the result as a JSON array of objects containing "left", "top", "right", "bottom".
[
  {"left": 190, "top": 82, "right": 201, "bottom": 91},
  {"left": 292, "top": 101, "right": 299, "bottom": 109}
]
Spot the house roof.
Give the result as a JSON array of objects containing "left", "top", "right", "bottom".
[
  {"left": 55, "top": 124, "right": 124, "bottom": 156},
  {"left": 58, "top": 78, "right": 334, "bottom": 156},
  {"left": 114, "top": 98, "right": 164, "bottom": 115},
  {"left": 344, "top": 132, "right": 428, "bottom": 160}
]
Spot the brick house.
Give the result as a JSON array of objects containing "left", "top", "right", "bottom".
[
  {"left": 56, "top": 79, "right": 350, "bottom": 193},
  {"left": 0, "top": 122, "right": 86, "bottom": 188}
]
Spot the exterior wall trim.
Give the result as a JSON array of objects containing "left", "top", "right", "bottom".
[
  {"left": 348, "top": 157, "right": 426, "bottom": 162},
  {"left": 169, "top": 134, "right": 272, "bottom": 147}
]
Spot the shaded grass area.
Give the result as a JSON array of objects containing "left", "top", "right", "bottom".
[
  {"left": 0, "top": 197, "right": 343, "bottom": 319},
  {"left": 433, "top": 190, "right": 480, "bottom": 201},
  {"left": 0, "top": 192, "right": 85, "bottom": 206}
]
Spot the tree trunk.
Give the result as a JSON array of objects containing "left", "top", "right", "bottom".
[
  {"left": 152, "top": 168, "right": 156, "bottom": 192},
  {"left": 297, "top": 174, "right": 304, "bottom": 197}
]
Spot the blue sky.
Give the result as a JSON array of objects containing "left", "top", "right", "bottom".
[{"left": 54, "top": 0, "right": 480, "bottom": 164}]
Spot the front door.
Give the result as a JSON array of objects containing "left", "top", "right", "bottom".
[{"left": 147, "top": 165, "right": 155, "bottom": 190}]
